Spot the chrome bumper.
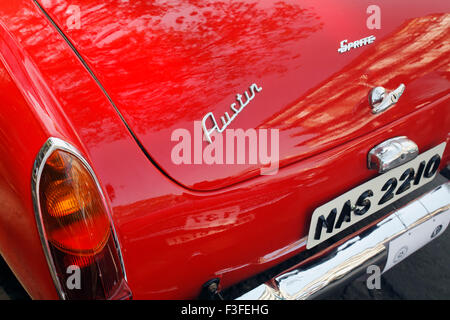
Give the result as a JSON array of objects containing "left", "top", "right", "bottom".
[{"left": 236, "top": 182, "right": 450, "bottom": 300}]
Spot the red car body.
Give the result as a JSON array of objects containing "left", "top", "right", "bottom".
[{"left": 0, "top": 0, "right": 449, "bottom": 299}]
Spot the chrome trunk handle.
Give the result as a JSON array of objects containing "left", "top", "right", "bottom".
[
  {"left": 369, "top": 84, "right": 405, "bottom": 114},
  {"left": 368, "top": 136, "right": 418, "bottom": 173}
]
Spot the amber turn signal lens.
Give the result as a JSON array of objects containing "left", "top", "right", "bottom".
[
  {"left": 46, "top": 151, "right": 70, "bottom": 171},
  {"left": 39, "top": 150, "right": 110, "bottom": 255},
  {"left": 34, "top": 139, "right": 132, "bottom": 300}
]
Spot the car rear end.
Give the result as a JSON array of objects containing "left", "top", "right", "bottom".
[
  {"left": 0, "top": 0, "right": 448, "bottom": 299},
  {"left": 31, "top": 0, "right": 450, "bottom": 299}
]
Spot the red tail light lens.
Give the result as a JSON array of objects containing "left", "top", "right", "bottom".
[{"left": 32, "top": 138, "right": 132, "bottom": 300}]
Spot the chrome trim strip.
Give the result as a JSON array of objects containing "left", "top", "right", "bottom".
[
  {"left": 31, "top": 137, "right": 129, "bottom": 299},
  {"left": 236, "top": 182, "right": 450, "bottom": 300}
]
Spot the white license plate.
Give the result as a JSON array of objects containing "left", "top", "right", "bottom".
[{"left": 306, "top": 142, "right": 446, "bottom": 249}]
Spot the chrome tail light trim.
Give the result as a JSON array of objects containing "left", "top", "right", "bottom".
[{"left": 31, "top": 137, "right": 129, "bottom": 299}]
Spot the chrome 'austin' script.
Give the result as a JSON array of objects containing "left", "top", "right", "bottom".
[{"left": 202, "top": 83, "right": 262, "bottom": 143}]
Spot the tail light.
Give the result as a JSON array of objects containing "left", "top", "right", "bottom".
[{"left": 32, "top": 138, "right": 132, "bottom": 300}]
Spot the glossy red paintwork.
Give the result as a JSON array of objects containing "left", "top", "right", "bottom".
[
  {"left": 0, "top": 0, "right": 449, "bottom": 299},
  {"left": 38, "top": 0, "right": 450, "bottom": 190}
]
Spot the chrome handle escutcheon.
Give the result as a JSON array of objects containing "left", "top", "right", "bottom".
[{"left": 369, "top": 83, "right": 405, "bottom": 114}]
